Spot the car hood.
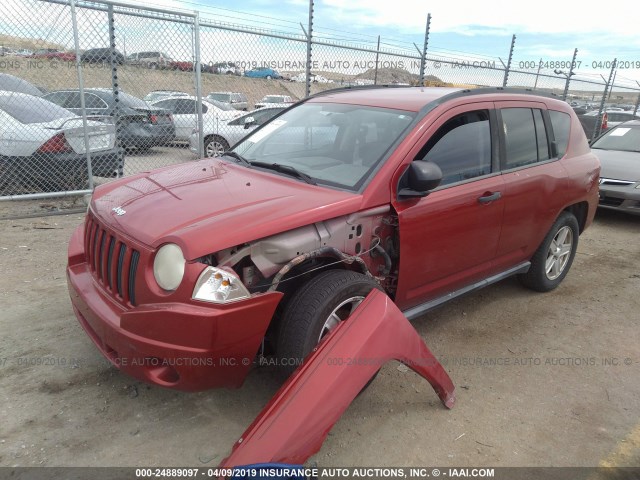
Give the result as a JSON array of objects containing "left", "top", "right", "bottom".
[
  {"left": 593, "top": 149, "right": 640, "bottom": 181},
  {"left": 91, "top": 159, "right": 362, "bottom": 260}
]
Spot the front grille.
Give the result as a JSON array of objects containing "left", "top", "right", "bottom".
[
  {"left": 599, "top": 196, "right": 625, "bottom": 207},
  {"left": 85, "top": 213, "right": 140, "bottom": 306}
]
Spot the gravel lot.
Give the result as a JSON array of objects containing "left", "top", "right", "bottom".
[{"left": 0, "top": 206, "right": 639, "bottom": 468}]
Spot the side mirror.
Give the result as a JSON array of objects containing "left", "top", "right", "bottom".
[
  {"left": 398, "top": 161, "right": 443, "bottom": 199},
  {"left": 244, "top": 116, "right": 256, "bottom": 129}
]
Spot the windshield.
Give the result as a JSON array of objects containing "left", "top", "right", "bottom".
[
  {"left": 116, "top": 91, "right": 150, "bottom": 109},
  {"left": 0, "top": 94, "right": 74, "bottom": 124},
  {"left": 262, "top": 96, "right": 287, "bottom": 103},
  {"left": 208, "top": 93, "right": 231, "bottom": 102},
  {"left": 591, "top": 125, "right": 640, "bottom": 152},
  {"left": 232, "top": 102, "right": 415, "bottom": 190}
]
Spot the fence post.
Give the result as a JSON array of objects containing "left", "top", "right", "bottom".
[
  {"left": 419, "top": 13, "right": 431, "bottom": 86},
  {"left": 108, "top": 4, "right": 123, "bottom": 177},
  {"left": 634, "top": 85, "right": 640, "bottom": 116},
  {"left": 70, "top": 0, "right": 94, "bottom": 191},
  {"left": 304, "top": 0, "right": 314, "bottom": 98},
  {"left": 593, "top": 59, "right": 617, "bottom": 141},
  {"left": 562, "top": 48, "right": 578, "bottom": 101},
  {"left": 374, "top": 36, "right": 380, "bottom": 85},
  {"left": 502, "top": 34, "right": 516, "bottom": 87},
  {"left": 193, "top": 13, "right": 204, "bottom": 158}
]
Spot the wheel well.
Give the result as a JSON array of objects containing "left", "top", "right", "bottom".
[
  {"left": 564, "top": 202, "right": 588, "bottom": 233},
  {"left": 264, "top": 255, "right": 368, "bottom": 352}
]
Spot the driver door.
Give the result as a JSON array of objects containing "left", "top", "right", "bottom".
[{"left": 393, "top": 102, "right": 505, "bottom": 311}]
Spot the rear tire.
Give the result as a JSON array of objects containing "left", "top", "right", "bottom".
[
  {"left": 204, "top": 136, "right": 229, "bottom": 157},
  {"left": 277, "top": 270, "right": 382, "bottom": 379},
  {"left": 518, "top": 211, "right": 579, "bottom": 292}
]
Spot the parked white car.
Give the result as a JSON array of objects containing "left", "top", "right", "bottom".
[
  {"left": 150, "top": 95, "right": 242, "bottom": 141},
  {"left": 0, "top": 92, "right": 120, "bottom": 194},
  {"left": 254, "top": 95, "right": 294, "bottom": 109},
  {"left": 189, "top": 107, "right": 286, "bottom": 157}
]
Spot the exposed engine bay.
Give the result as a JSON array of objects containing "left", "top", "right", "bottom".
[{"left": 197, "top": 206, "right": 399, "bottom": 297}]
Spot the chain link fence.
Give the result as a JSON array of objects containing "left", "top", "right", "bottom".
[{"left": 1, "top": 0, "right": 640, "bottom": 212}]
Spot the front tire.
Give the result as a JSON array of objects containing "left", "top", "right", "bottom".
[
  {"left": 519, "top": 211, "right": 579, "bottom": 292},
  {"left": 277, "top": 270, "right": 382, "bottom": 378}
]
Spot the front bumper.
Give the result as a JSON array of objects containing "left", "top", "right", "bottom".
[
  {"left": 599, "top": 183, "right": 640, "bottom": 215},
  {"left": 67, "top": 224, "right": 282, "bottom": 391}
]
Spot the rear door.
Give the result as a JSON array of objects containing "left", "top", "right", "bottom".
[
  {"left": 393, "top": 102, "right": 505, "bottom": 311},
  {"left": 492, "top": 102, "right": 569, "bottom": 273}
]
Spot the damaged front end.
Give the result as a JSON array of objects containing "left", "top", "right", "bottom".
[
  {"left": 220, "top": 289, "right": 455, "bottom": 467},
  {"left": 198, "top": 205, "right": 399, "bottom": 297}
]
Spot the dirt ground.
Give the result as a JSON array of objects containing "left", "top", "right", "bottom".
[{"left": 0, "top": 207, "right": 639, "bottom": 468}]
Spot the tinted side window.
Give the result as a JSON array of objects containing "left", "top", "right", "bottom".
[
  {"left": 43, "top": 91, "right": 68, "bottom": 107},
  {"left": 175, "top": 99, "right": 195, "bottom": 114},
  {"left": 153, "top": 99, "right": 177, "bottom": 112},
  {"left": 548, "top": 110, "right": 570, "bottom": 157},
  {"left": 64, "top": 92, "right": 82, "bottom": 110},
  {"left": 254, "top": 108, "right": 282, "bottom": 124},
  {"left": 85, "top": 93, "right": 108, "bottom": 109},
  {"left": 417, "top": 110, "right": 492, "bottom": 186},
  {"left": 533, "top": 109, "right": 549, "bottom": 161},
  {"left": 502, "top": 108, "right": 539, "bottom": 168}
]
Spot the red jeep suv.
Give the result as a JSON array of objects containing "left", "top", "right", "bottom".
[{"left": 67, "top": 86, "right": 600, "bottom": 390}]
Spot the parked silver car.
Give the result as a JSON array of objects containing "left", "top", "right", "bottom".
[
  {"left": 207, "top": 92, "right": 248, "bottom": 111},
  {"left": 592, "top": 120, "right": 640, "bottom": 215},
  {"left": 189, "top": 107, "right": 285, "bottom": 157}
]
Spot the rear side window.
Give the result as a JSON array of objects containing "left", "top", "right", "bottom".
[
  {"left": 85, "top": 93, "right": 108, "bottom": 109},
  {"left": 417, "top": 110, "right": 492, "bottom": 186},
  {"left": 502, "top": 108, "right": 550, "bottom": 168},
  {"left": 548, "top": 110, "right": 571, "bottom": 157}
]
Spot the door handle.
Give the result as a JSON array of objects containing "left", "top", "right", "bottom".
[{"left": 477, "top": 191, "right": 502, "bottom": 204}]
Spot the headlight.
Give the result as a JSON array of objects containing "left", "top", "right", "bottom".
[
  {"left": 193, "top": 266, "right": 251, "bottom": 304},
  {"left": 153, "top": 243, "right": 185, "bottom": 291}
]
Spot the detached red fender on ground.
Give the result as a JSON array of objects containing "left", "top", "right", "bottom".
[{"left": 220, "top": 289, "right": 455, "bottom": 467}]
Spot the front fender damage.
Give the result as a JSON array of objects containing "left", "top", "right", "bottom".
[{"left": 220, "top": 289, "right": 455, "bottom": 467}]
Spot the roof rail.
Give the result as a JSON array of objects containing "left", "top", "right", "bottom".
[
  {"left": 306, "top": 83, "right": 413, "bottom": 100},
  {"left": 305, "top": 84, "right": 564, "bottom": 102}
]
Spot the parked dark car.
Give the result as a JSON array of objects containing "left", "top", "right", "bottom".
[
  {"left": 80, "top": 48, "right": 125, "bottom": 65},
  {"left": 67, "top": 86, "right": 600, "bottom": 391},
  {"left": 591, "top": 120, "right": 640, "bottom": 215},
  {"left": 43, "top": 88, "right": 174, "bottom": 150},
  {"left": 577, "top": 111, "right": 608, "bottom": 139}
]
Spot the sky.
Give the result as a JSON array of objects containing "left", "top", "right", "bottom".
[
  {"left": 165, "top": 0, "right": 640, "bottom": 86},
  {"left": 3, "top": 0, "right": 639, "bottom": 91}
]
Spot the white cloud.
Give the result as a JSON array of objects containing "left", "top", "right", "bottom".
[{"left": 319, "top": 0, "right": 639, "bottom": 37}]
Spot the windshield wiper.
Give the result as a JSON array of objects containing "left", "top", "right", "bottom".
[
  {"left": 221, "top": 151, "right": 251, "bottom": 166},
  {"left": 249, "top": 161, "right": 317, "bottom": 185}
]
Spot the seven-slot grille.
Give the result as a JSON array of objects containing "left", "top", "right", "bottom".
[{"left": 85, "top": 213, "right": 140, "bottom": 306}]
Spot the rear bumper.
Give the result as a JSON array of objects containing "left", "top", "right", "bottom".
[
  {"left": 121, "top": 124, "right": 175, "bottom": 148},
  {"left": 599, "top": 185, "right": 640, "bottom": 215},
  {"left": 67, "top": 224, "right": 282, "bottom": 390}
]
